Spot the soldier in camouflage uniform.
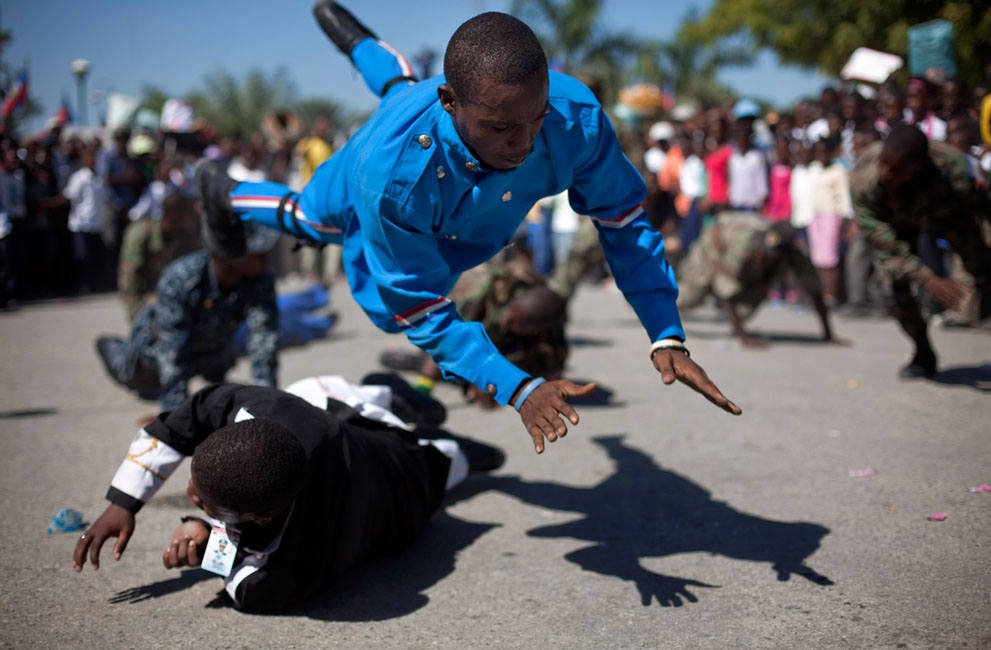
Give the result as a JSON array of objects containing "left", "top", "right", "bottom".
[
  {"left": 407, "top": 257, "right": 568, "bottom": 408},
  {"left": 676, "top": 212, "right": 841, "bottom": 347},
  {"left": 850, "top": 125, "right": 991, "bottom": 377},
  {"left": 96, "top": 224, "right": 281, "bottom": 410},
  {"left": 117, "top": 193, "right": 202, "bottom": 321},
  {"left": 548, "top": 217, "right": 605, "bottom": 301}
]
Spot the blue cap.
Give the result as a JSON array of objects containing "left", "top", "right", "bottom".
[{"left": 733, "top": 98, "right": 760, "bottom": 119}]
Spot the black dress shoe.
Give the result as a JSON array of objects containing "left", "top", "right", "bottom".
[
  {"left": 194, "top": 158, "right": 245, "bottom": 261},
  {"left": 415, "top": 429, "right": 506, "bottom": 473},
  {"left": 362, "top": 371, "right": 447, "bottom": 428},
  {"left": 898, "top": 349, "right": 937, "bottom": 379},
  {"left": 451, "top": 434, "right": 506, "bottom": 473},
  {"left": 312, "top": 0, "right": 377, "bottom": 58}
]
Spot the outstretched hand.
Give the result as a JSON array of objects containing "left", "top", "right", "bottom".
[
  {"left": 652, "top": 350, "right": 742, "bottom": 415},
  {"left": 922, "top": 276, "right": 969, "bottom": 311},
  {"left": 517, "top": 380, "right": 597, "bottom": 454},
  {"left": 73, "top": 504, "right": 135, "bottom": 571}
]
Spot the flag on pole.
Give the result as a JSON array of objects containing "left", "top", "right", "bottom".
[
  {"left": 2, "top": 69, "right": 28, "bottom": 118},
  {"left": 55, "top": 94, "right": 72, "bottom": 125}
]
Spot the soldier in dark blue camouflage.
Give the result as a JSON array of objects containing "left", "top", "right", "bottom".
[
  {"left": 96, "top": 225, "right": 281, "bottom": 410},
  {"left": 850, "top": 126, "right": 991, "bottom": 378}
]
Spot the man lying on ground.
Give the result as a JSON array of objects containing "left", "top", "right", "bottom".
[{"left": 72, "top": 376, "right": 501, "bottom": 612}]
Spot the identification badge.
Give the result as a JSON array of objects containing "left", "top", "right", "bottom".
[{"left": 201, "top": 519, "right": 241, "bottom": 577}]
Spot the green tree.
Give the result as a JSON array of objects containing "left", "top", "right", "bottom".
[
  {"left": 293, "top": 97, "right": 342, "bottom": 131},
  {"left": 653, "top": 36, "right": 752, "bottom": 108},
  {"left": 186, "top": 66, "right": 297, "bottom": 137},
  {"left": 510, "top": 0, "right": 651, "bottom": 105},
  {"left": 678, "top": 0, "right": 991, "bottom": 83},
  {"left": 139, "top": 84, "right": 170, "bottom": 114},
  {"left": 511, "top": 0, "right": 746, "bottom": 109}
]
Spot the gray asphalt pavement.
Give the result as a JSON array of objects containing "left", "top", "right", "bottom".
[{"left": 1, "top": 284, "right": 989, "bottom": 649}]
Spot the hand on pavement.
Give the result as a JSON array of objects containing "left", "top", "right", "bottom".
[{"left": 72, "top": 504, "right": 135, "bottom": 571}]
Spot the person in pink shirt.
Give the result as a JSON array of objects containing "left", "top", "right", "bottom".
[
  {"left": 703, "top": 116, "right": 732, "bottom": 214},
  {"left": 764, "top": 134, "right": 795, "bottom": 302},
  {"left": 764, "top": 135, "right": 792, "bottom": 222}
]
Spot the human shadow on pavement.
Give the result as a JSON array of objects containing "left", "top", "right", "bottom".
[
  {"left": 685, "top": 329, "right": 829, "bottom": 345},
  {"left": 479, "top": 435, "right": 833, "bottom": 607},
  {"left": 566, "top": 335, "right": 614, "bottom": 348},
  {"left": 109, "top": 569, "right": 215, "bottom": 604},
  {"left": 928, "top": 364, "right": 991, "bottom": 392},
  {"left": 107, "top": 511, "right": 497, "bottom": 617},
  {"left": 282, "top": 511, "right": 498, "bottom": 620},
  {"left": 0, "top": 407, "right": 58, "bottom": 419}
]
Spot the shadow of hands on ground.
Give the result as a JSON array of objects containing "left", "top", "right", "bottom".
[
  {"left": 109, "top": 569, "right": 216, "bottom": 605},
  {"left": 928, "top": 364, "right": 991, "bottom": 392},
  {"left": 562, "top": 380, "right": 618, "bottom": 407},
  {"left": 489, "top": 435, "right": 833, "bottom": 607}
]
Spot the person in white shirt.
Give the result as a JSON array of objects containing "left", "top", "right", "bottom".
[
  {"left": 64, "top": 146, "right": 111, "bottom": 293},
  {"left": 788, "top": 143, "right": 822, "bottom": 241},
  {"left": 904, "top": 79, "right": 947, "bottom": 141},
  {"left": 643, "top": 121, "right": 674, "bottom": 175},
  {"left": 677, "top": 136, "right": 707, "bottom": 253},
  {"left": 808, "top": 136, "right": 852, "bottom": 304},
  {"left": 727, "top": 124, "right": 767, "bottom": 212}
]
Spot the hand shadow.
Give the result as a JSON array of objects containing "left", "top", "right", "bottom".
[
  {"left": 109, "top": 569, "right": 216, "bottom": 605},
  {"left": 927, "top": 364, "right": 991, "bottom": 392},
  {"left": 487, "top": 435, "right": 833, "bottom": 607}
]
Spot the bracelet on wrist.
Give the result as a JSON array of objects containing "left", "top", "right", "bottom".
[
  {"left": 649, "top": 338, "right": 690, "bottom": 360},
  {"left": 514, "top": 377, "right": 546, "bottom": 412}
]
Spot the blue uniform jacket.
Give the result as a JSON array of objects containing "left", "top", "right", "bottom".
[{"left": 255, "top": 72, "right": 683, "bottom": 405}]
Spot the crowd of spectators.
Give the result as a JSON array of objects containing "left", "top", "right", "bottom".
[
  {"left": 0, "top": 111, "right": 338, "bottom": 310},
  {"left": 0, "top": 72, "right": 987, "bottom": 320},
  {"left": 629, "top": 75, "right": 989, "bottom": 318}
]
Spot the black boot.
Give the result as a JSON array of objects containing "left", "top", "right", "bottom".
[
  {"left": 415, "top": 429, "right": 506, "bottom": 473},
  {"left": 95, "top": 336, "right": 128, "bottom": 387},
  {"left": 194, "top": 159, "right": 245, "bottom": 261},
  {"left": 898, "top": 345, "right": 937, "bottom": 379},
  {"left": 312, "top": 0, "right": 377, "bottom": 58}
]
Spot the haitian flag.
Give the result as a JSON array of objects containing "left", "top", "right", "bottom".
[
  {"left": 2, "top": 69, "right": 28, "bottom": 118},
  {"left": 55, "top": 94, "right": 71, "bottom": 125}
]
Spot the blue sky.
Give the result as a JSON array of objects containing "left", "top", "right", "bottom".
[{"left": 4, "top": 0, "right": 832, "bottom": 130}]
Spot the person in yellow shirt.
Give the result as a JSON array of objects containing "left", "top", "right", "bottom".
[
  {"left": 294, "top": 117, "right": 339, "bottom": 283},
  {"left": 295, "top": 117, "right": 335, "bottom": 185}
]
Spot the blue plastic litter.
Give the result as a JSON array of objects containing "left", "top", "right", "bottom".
[{"left": 48, "top": 508, "right": 85, "bottom": 534}]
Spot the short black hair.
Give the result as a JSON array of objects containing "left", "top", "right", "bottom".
[
  {"left": 512, "top": 284, "right": 566, "bottom": 330},
  {"left": 191, "top": 418, "right": 306, "bottom": 514},
  {"left": 444, "top": 12, "right": 547, "bottom": 103},
  {"left": 884, "top": 125, "right": 929, "bottom": 163}
]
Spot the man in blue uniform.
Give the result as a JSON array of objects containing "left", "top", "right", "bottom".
[
  {"left": 95, "top": 224, "right": 281, "bottom": 410},
  {"left": 196, "top": 3, "right": 741, "bottom": 454}
]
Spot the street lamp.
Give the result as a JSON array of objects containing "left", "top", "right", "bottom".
[{"left": 70, "top": 58, "right": 90, "bottom": 127}]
